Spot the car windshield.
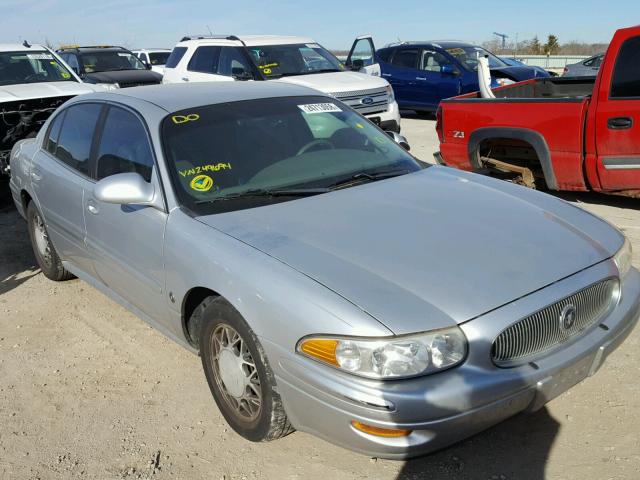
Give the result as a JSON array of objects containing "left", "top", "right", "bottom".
[
  {"left": 149, "top": 52, "right": 170, "bottom": 65},
  {"left": 0, "top": 51, "right": 76, "bottom": 86},
  {"left": 162, "top": 96, "right": 422, "bottom": 215},
  {"left": 445, "top": 46, "right": 508, "bottom": 70},
  {"left": 80, "top": 50, "right": 147, "bottom": 73},
  {"left": 247, "top": 43, "right": 345, "bottom": 78}
]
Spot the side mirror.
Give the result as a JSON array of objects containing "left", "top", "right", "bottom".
[
  {"left": 232, "top": 68, "right": 253, "bottom": 80},
  {"left": 386, "top": 131, "right": 411, "bottom": 151},
  {"left": 145, "top": 62, "right": 152, "bottom": 70},
  {"left": 94, "top": 172, "right": 159, "bottom": 208},
  {"left": 350, "top": 59, "right": 364, "bottom": 71},
  {"left": 441, "top": 64, "right": 459, "bottom": 76}
]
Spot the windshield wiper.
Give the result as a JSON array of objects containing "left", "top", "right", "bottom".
[
  {"left": 306, "top": 69, "right": 342, "bottom": 74},
  {"left": 195, "top": 187, "right": 329, "bottom": 205},
  {"left": 327, "top": 169, "right": 412, "bottom": 190}
]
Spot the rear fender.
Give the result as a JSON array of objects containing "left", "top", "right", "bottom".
[{"left": 467, "top": 127, "right": 558, "bottom": 190}]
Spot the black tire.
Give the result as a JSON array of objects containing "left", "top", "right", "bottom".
[
  {"left": 196, "top": 296, "right": 294, "bottom": 442},
  {"left": 26, "top": 201, "right": 74, "bottom": 281}
]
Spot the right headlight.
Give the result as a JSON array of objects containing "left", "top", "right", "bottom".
[
  {"left": 297, "top": 326, "right": 467, "bottom": 380},
  {"left": 613, "top": 237, "right": 633, "bottom": 279}
]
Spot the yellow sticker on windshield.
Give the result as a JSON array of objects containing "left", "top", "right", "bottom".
[
  {"left": 355, "top": 123, "right": 364, "bottom": 129},
  {"left": 61, "top": 72, "right": 71, "bottom": 79},
  {"left": 258, "top": 63, "right": 279, "bottom": 69},
  {"left": 172, "top": 113, "right": 200, "bottom": 124},
  {"left": 190, "top": 175, "right": 214, "bottom": 192}
]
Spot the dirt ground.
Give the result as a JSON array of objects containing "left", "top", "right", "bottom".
[{"left": 1, "top": 117, "right": 639, "bottom": 480}]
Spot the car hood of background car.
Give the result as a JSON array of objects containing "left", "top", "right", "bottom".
[
  {"left": 198, "top": 167, "right": 622, "bottom": 335},
  {"left": 83, "top": 69, "right": 162, "bottom": 84},
  {"left": 277, "top": 70, "right": 389, "bottom": 93},
  {"left": 0, "top": 81, "right": 101, "bottom": 102}
]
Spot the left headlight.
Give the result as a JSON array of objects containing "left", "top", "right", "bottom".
[
  {"left": 385, "top": 84, "right": 395, "bottom": 104},
  {"left": 96, "top": 82, "right": 120, "bottom": 91},
  {"left": 614, "top": 237, "right": 633, "bottom": 279},
  {"left": 297, "top": 327, "right": 467, "bottom": 380}
]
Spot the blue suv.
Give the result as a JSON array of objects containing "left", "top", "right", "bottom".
[{"left": 346, "top": 37, "right": 548, "bottom": 113}]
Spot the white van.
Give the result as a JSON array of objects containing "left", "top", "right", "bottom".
[{"left": 163, "top": 35, "right": 401, "bottom": 132}]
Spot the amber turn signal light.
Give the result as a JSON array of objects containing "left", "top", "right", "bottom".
[
  {"left": 351, "top": 421, "right": 412, "bottom": 438},
  {"left": 299, "top": 338, "right": 339, "bottom": 366}
]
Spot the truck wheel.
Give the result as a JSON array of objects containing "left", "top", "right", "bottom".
[
  {"left": 26, "top": 202, "right": 74, "bottom": 281},
  {"left": 197, "top": 296, "right": 294, "bottom": 442}
]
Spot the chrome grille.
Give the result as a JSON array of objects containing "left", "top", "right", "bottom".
[
  {"left": 492, "top": 279, "right": 617, "bottom": 366},
  {"left": 330, "top": 87, "right": 389, "bottom": 115}
]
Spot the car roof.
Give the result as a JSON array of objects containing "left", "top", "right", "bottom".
[
  {"left": 134, "top": 48, "right": 172, "bottom": 52},
  {"left": 382, "top": 41, "right": 475, "bottom": 49},
  {"left": 59, "top": 46, "right": 130, "bottom": 53},
  {"left": 0, "top": 43, "right": 48, "bottom": 52},
  {"left": 82, "top": 81, "right": 326, "bottom": 113},
  {"left": 177, "top": 35, "right": 316, "bottom": 47}
]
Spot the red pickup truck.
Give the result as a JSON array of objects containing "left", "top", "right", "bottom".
[{"left": 435, "top": 25, "right": 640, "bottom": 197}]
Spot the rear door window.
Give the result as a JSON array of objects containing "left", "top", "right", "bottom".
[
  {"left": 391, "top": 49, "right": 419, "bottom": 69},
  {"left": 165, "top": 47, "right": 187, "bottom": 68},
  {"left": 54, "top": 103, "right": 102, "bottom": 176},
  {"left": 45, "top": 111, "right": 66, "bottom": 154},
  {"left": 95, "top": 106, "right": 154, "bottom": 181},
  {"left": 187, "top": 46, "right": 221, "bottom": 74},
  {"left": 611, "top": 37, "right": 640, "bottom": 98}
]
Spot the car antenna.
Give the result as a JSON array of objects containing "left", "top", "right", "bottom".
[
  {"left": 206, "top": 25, "right": 213, "bottom": 36},
  {"left": 23, "top": 40, "right": 31, "bottom": 48}
]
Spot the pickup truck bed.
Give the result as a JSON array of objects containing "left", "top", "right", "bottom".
[{"left": 438, "top": 78, "right": 594, "bottom": 191}]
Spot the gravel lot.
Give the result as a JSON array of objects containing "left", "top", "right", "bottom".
[{"left": 1, "top": 114, "right": 639, "bottom": 480}]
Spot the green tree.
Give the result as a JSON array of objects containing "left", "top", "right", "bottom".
[
  {"left": 530, "top": 36, "right": 542, "bottom": 54},
  {"left": 544, "top": 35, "right": 560, "bottom": 55}
]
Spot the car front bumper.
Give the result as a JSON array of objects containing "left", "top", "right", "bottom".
[
  {"left": 364, "top": 100, "right": 401, "bottom": 133},
  {"left": 265, "top": 261, "right": 640, "bottom": 459}
]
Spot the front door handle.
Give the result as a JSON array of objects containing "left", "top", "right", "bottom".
[
  {"left": 381, "top": 73, "right": 391, "bottom": 77},
  {"left": 181, "top": 77, "right": 190, "bottom": 82},
  {"left": 86, "top": 201, "right": 99, "bottom": 215},
  {"left": 608, "top": 117, "right": 633, "bottom": 130},
  {"left": 416, "top": 76, "right": 427, "bottom": 81}
]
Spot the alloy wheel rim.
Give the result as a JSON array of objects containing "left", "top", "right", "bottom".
[
  {"left": 33, "top": 213, "right": 52, "bottom": 267},
  {"left": 210, "top": 324, "right": 262, "bottom": 423}
]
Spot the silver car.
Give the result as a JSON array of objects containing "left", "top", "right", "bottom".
[
  {"left": 9, "top": 82, "right": 640, "bottom": 459},
  {"left": 563, "top": 54, "right": 604, "bottom": 76}
]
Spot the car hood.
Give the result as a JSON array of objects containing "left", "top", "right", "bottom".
[
  {"left": 277, "top": 70, "right": 389, "bottom": 94},
  {"left": 84, "top": 69, "right": 162, "bottom": 84},
  {"left": 491, "top": 65, "right": 544, "bottom": 81},
  {"left": 197, "top": 167, "right": 622, "bottom": 335},
  {"left": 0, "top": 81, "right": 101, "bottom": 102}
]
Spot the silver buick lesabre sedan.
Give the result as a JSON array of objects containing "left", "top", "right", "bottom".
[{"left": 9, "top": 82, "right": 640, "bottom": 459}]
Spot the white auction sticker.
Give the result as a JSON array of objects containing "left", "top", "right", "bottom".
[
  {"left": 27, "top": 53, "right": 53, "bottom": 60},
  {"left": 298, "top": 103, "right": 342, "bottom": 114}
]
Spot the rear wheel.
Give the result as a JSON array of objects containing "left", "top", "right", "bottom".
[
  {"left": 197, "top": 297, "right": 293, "bottom": 441},
  {"left": 26, "top": 202, "right": 74, "bottom": 281}
]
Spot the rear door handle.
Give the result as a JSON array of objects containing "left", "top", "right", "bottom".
[
  {"left": 416, "top": 77, "right": 427, "bottom": 81},
  {"left": 381, "top": 73, "right": 392, "bottom": 77},
  {"left": 608, "top": 117, "right": 633, "bottom": 130},
  {"left": 181, "top": 77, "right": 189, "bottom": 82}
]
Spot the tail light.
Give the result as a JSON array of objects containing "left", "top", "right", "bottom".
[
  {"left": 435, "top": 106, "right": 444, "bottom": 143},
  {"left": 563, "top": 67, "right": 568, "bottom": 75}
]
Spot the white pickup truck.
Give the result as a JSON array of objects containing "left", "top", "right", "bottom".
[
  {"left": 0, "top": 43, "right": 103, "bottom": 176},
  {"left": 162, "top": 35, "right": 401, "bottom": 132}
]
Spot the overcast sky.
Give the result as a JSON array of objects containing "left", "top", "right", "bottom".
[{"left": 1, "top": 0, "right": 636, "bottom": 50}]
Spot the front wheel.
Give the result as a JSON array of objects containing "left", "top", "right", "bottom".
[
  {"left": 197, "top": 297, "right": 293, "bottom": 442},
  {"left": 26, "top": 202, "right": 74, "bottom": 281}
]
